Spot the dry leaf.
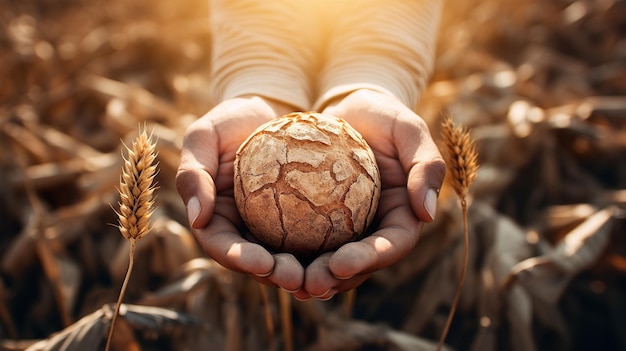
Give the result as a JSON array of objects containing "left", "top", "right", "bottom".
[
  {"left": 24, "top": 308, "right": 106, "bottom": 351},
  {"left": 309, "top": 313, "right": 453, "bottom": 351},
  {"left": 138, "top": 262, "right": 215, "bottom": 307},
  {"left": 506, "top": 206, "right": 615, "bottom": 304},
  {"left": 470, "top": 202, "right": 535, "bottom": 351},
  {"left": 148, "top": 217, "right": 202, "bottom": 277},
  {"left": 2, "top": 0, "right": 625, "bottom": 349},
  {"left": 117, "top": 303, "right": 202, "bottom": 332}
]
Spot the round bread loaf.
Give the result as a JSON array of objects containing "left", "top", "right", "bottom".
[{"left": 234, "top": 111, "right": 381, "bottom": 260}]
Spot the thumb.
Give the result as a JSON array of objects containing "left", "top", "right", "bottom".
[
  {"left": 395, "top": 117, "right": 446, "bottom": 222},
  {"left": 176, "top": 121, "right": 219, "bottom": 228}
]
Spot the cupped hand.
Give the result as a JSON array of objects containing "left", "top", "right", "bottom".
[
  {"left": 176, "top": 96, "right": 306, "bottom": 292},
  {"left": 295, "top": 89, "right": 446, "bottom": 300},
  {"left": 176, "top": 91, "right": 446, "bottom": 301}
]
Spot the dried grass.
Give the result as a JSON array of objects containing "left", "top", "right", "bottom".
[{"left": 1, "top": 0, "right": 625, "bottom": 349}]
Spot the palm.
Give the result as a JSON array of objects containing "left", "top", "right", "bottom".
[
  {"left": 177, "top": 91, "right": 445, "bottom": 300},
  {"left": 177, "top": 97, "right": 307, "bottom": 292},
  {"left": 298, "top": 90, "right": 445, "bottom": 298}
]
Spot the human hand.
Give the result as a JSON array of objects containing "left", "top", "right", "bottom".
[
  {"left": 295, "top": 89, "right": 446, "bottom": 300},
  {"left": 175, "top": 96, "right": 307, "bottom": 293},
  {"left": 176, "top": 91, "right": 445, "bottom": 301}
]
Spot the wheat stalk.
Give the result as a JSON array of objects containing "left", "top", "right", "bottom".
[
  {"left": 437, "top": 114, "right": 479, "bottom": 351},
  {"left": 440, "top": 115, "right": 478, "bottom": 201},
  {"left": 116, "top": 128, "right": 159, "bottom": 241},
  {"left": 105, "top": 127, "right": 158, "bottom": 351}
]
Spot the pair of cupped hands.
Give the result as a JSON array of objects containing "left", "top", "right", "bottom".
[{"left": 176, "top": 89, "right": 446, "bottom": 301}]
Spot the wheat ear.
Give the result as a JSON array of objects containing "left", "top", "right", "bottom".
[
  {"left": 437, "top": 115, "right": 478, "bottom": 351},
  {"left": 105, "top": 127, "right": 158, "bottom": 351}
]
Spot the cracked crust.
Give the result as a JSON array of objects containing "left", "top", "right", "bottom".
[{"left": 234, "top": 112, "right": 381, "bottom": 261}]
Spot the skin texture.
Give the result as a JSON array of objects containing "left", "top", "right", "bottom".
[{"left": 176, "top": 89, "right": 446, "bottom": 300}]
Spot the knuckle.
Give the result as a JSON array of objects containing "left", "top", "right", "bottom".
[
  {"left": 424, "top": 158, "right": 447, "bottom": 187},
  {"left": 174, "top": 168, "right": 198, "bottom": 197}
]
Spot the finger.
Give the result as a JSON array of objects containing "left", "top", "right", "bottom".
[
  {"left": 176, "top": 169, "right": 216, "bottom": 229},
  {"left": 328, "top": 190, "right": 422, "bottom": 279},
  {"left": 304, "top": 253, "right": 371, "bottom": 300},
  {"left": 292, "top": 289, "right": 312, "bottom": 301},
  {"left": 176, "top": 120, "right": 220, "bottom": 228},
  {"left": 394, "top": 113, "right": 446, "bottom": 222},
  {"left": 263, "top": 253, "right": 304, "bottom": 293},
  {"left": 303, "top": 253, "right": 336, "bottom": 297},
  {"left": 407, "top": 160, "right": 445, "bottom": 222},
  {"left": 192, "top": 215, "right": 275, "bottom": 277},
  {"left": 324, "top": 90, "right": 446, "bottom": 222}
]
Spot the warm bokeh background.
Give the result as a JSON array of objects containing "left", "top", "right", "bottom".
[{"left": 1, "top": 0, "right": 625, "bottom": 350}]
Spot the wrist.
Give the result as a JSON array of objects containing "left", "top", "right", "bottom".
[
  {"left": 316, "top": 86, "right": 401, "bottom": 112},
  {"left": 234, "top": 95, "right": 297, "bottom": 118}
]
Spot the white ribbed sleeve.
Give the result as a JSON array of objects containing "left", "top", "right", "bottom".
[
  {"left": 314, "top": 0, "right": 442, "bottom": 110},
  {"left": 208, "top": 0, "right": 442, "bottom": 111},
  {"left": 209, "top": 0, "right": 319, "bottom": 110}
]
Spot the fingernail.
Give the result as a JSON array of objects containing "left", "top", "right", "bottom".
[
  {"left": 280, "top": 287, "right": 301, "bottom": 294},
  {"left": 310, "top": 288, "right": 331, "bottom": 298},
  {"left": 309, "top": 288, "right": 336, "bottom": 299},
  {"left": 424, "top": 188, "right": 438, "bottom": 221},
  {"left": 319, "top": 293, "right": 337, "bottom": 301},
  {"left": 187, "top": 196, "right": 201, "bottom": 227},
  {"left": 315, "top": 289, "right": 338, "bottom": 301},
  {"left": 253, "top": 268, "right": 273, "bottom": 278}
]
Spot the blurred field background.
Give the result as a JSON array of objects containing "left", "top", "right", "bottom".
[{"left": 1, "top": 0, "right": 625, "bottom": 350}]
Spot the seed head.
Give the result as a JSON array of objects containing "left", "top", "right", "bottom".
[
  {"left": 441, "top": 115, "right": 479, "bottom": 200},
  {"left": 116, "top": 127, "right": 158, "bottom": 241}
]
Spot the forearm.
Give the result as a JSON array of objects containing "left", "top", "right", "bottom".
[
  {"left": 314, "top": 0, "right": 442, "bottom": 111},
  {"left": 208, "top": 0, "right": 317, "bottom": 111}
]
